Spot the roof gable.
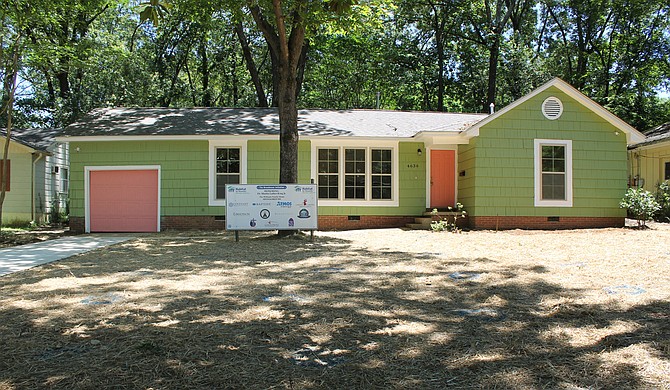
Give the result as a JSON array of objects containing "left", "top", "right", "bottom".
[{"left": 462, "top": 78, "right": 646, "bottom": 144}]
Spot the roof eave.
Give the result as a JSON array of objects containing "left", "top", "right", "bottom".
[{"left": 414, "top": 131, "right": 470, "bottom": 145}]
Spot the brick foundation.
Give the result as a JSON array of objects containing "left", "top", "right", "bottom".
[
  {"left": 69, "top": 217, "right": 85, "bottom": 233},
  {"left": 163, "top": 215, "right": 416, "bottom": 231},
  {"left": 70, "top": 214, "right": 624, "bottom": 233},
  {"left": 161, "top": 216, "right": 227, "bottom": 230},
  {"left": 318, "top": 215, "right": 416, "bottom": 230},
  {"left": 468, "top": 216, "right": 624, "bottom": 230},
  {"left": 69, "top": 215, "right": 415, "bottom": 232}
]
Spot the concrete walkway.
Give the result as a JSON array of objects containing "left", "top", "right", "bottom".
[{"left": 0, "top": 235, "right": 132, "bottom": 277}]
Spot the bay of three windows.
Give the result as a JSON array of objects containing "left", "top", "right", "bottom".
[{"left": 318, "top": 147, "right": 393, "bottom": 201}]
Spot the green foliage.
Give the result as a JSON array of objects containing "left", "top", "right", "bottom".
[
  {"left": 620, "top": 187, "right": 661, "bottom": 227},
  {"left": 654, "top": 181, "right": 670, "bottom": 222},
  {"left": 138, "top": 0, "right": 171, "bottom": 26},
  {"left": 1, "top": 0, "right": 668, "bottom": 131},
  {"left": 430, "top": 203, "right": 467, "bottom": 233}
]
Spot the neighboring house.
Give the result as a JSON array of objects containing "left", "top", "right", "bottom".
[
  {"left": 1, "top": 128, "right": 69, "bottom": 225},
  {"left": 57, "top": 78, "right": 645, "bottom": 233},
  {"left": 628, "top": 121, "right": 670, "bottom": 190}
]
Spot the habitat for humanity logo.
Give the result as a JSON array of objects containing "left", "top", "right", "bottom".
[
  {"left": 227, "top": 185, "right": 247, "bottom": 193},
  {"left": 295, "top": 186, "right": 315, "bottom": 193}
]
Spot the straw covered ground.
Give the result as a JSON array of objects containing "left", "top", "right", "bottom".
[{"left": 1, "top": 224, "right": 669, "bottom": 389}]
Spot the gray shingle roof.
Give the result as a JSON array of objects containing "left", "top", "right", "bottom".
[
  {"left": 632, "top": 121, "right": 670, "bottom": 147},
  {"left": 2, "top": 128, "right": 59, "bottom": 152},
  {"left": 61, "top": 107, "right": 487, "bottom": 138}
]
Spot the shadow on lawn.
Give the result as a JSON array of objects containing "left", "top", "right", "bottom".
[{"left": 0, "top": 232, "right": 668, "bottom": 389}]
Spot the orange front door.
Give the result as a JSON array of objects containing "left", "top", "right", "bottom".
[
  {"left": 430, "top": 150, "right": 456, "bottom": 208},
  {"left": 89, "top": 170, "right": 159, "bottom": 232}
]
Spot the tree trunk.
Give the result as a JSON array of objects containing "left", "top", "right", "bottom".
[
  {"left": 295, "top": 41, "right": 309, "bottom": 101},
  {"left": 200, "top": 38, "right": 211, "bottom": 107},
  {"left": 248, "top": 1, "right": 306, "bottom": 236},
  {"left": 235, "top": 22, "right": 268, "bottom": 107},
  {"left": 56, "top": 71, "right": 70, "bottom": 99},
  {"left": 277, "top": 66, "right": 299, "bottom": 184},
  {"left": 485, "top": 36, "right": 501, "bottom": 113},
  {"left": 434, "top": 10, "right": 446, "bottom": 112},
  {"left": 269, "top": 49, "right": 280, "bottom": 107}
]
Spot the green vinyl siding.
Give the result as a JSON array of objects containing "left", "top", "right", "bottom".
[
  {"left": 247, "top": 140, "right": 311, "bottom": 184},
  {"left": 69, "top": 139, "right": 428, "bottom": 219},
  {"left": 69, "top": 140, "right": 210, "bottom": 217},
  {"left": 457, "top": 140, "right": 477, "bottom": 213},
  {"left": 459, "top": 86, "right": 627, "bottom": 218}
]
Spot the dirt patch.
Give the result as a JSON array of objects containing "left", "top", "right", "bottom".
[
  {"left": 1, "top": 226, "right": 669, "bottom": 389},
  {"left": 0, "top": 228, "right": 71, "bottom": 249}
]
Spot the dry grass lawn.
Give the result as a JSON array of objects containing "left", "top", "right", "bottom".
[{"left": 1, "top": 224, "right": 670, "bottom": 389}]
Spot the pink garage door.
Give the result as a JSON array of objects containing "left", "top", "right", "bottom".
[{"left": 89, "top": 169, "right": 159, "bottom": 232}]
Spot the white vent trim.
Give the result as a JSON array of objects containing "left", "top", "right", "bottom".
[{"left": 542, "top": 97, "right": 563, "bottom": 120}]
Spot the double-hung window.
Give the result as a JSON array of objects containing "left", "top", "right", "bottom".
[
  {"left": 60, "top": 167, "right": 69, "bottom": 193},
  {"left": 534, "top": 139, "right": 572, "bottom": 207},
  {"left": 317, "top": 149, "right": 339, "bottom": 199},
  {"left": 314, "top": 144, "right": 398, "bottom": 206},
  {"left": 209, "top": 141, "right": 246, "bottom": 206},
  {"left": 371, "top": 149, "right": 392, "bottom": 200},
  {"left": 344, "top": 148, "right": 366, "bottom": 199},
  {"left": 215, "top": 148, "right": 240, "bottom": 198}
]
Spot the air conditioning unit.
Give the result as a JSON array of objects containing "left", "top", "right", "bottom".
[{"left": 52, "top": 166, "right": 59, "bottom": 174}]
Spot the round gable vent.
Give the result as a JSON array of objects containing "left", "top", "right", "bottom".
[{"left": 542, "top": 97, "right": 563, "bottom": 120}]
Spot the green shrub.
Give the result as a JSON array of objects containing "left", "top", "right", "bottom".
[
  {"left": 430, "top": 203, "right": 467, "bottom": 233},
  {"left": 655, "top": 181, "right": 670, "bottom": 222},
  {"left": 620, "top": 187, "right": 660, "bottom": 227}
]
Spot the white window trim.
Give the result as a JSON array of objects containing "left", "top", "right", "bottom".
[
  {"left": 311, "top": 140, "right": 399, "bottom": 207},
  {"left": 84, "top": 165, "right": 161, "bottom": 233},
  {"left": 534, "top": 139, "right": 573, "bottom": 207},
  {"left": 209, "top": 140, "right": 247, "bottom": 206}
]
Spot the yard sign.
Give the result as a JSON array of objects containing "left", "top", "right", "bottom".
[{"left": 225, "top": 184, "right": 318, "bottom": 231}]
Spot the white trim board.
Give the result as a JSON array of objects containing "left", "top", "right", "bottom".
[
  {"left": 534, "top": 139, "right": 573, "bottom": 207},
  {"left": 208, "top": 140, "right": 247, "bottom": 207}
]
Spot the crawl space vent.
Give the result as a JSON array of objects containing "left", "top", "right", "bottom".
[{"left": 542, "top": 97, "right": 563, "bottom": 120}]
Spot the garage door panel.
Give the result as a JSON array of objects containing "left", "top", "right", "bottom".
[{"left": 89, "top": 169, "right": 159, "bottom": 232}]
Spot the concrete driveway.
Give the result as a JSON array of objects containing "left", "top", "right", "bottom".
[{"left": 0, "top": 235, "right": 132, "bottom": 277}]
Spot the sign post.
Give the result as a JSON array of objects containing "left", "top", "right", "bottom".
[{"left": 225, "top": 184, "right": 318, "bottom": 240}]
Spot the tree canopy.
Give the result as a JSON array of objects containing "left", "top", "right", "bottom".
[{"left": 2, "top": 0, "right": 669, "bottom": 131}]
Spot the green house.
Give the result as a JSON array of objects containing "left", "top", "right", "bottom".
[{"left": 57, "top": 78, "right": 645, "bottom": 233}]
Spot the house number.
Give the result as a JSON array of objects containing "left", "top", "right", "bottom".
[{"left": 407, "top": 163, "right": 420, "bottom": 168}]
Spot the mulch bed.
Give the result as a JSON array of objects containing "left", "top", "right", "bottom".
[{"left": 0, "top": 226, "right": 669, "bottom": 389}]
